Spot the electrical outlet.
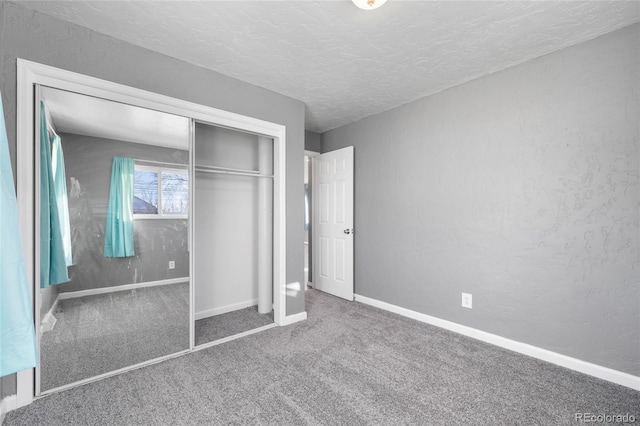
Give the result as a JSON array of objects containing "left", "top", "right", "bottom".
[
  {"left": 461, "top": 293, "right": 472, "bottom": 309},
  {"left": 169, "top": 261, "right": 175, "bottom": 270}
]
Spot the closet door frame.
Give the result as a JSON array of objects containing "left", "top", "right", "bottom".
[{"left": 16, "top": 59, "right": 288, "bottom": 407}]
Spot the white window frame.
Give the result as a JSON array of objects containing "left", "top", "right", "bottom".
[{"left": 133, "top": 164, "right": 189, "bottom": 219}]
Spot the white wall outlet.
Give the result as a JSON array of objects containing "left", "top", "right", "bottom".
[
  {"left": 169, "top": 261, "right": 175, "bottom": 270},
  {"left": 462, "top": 292, "right": 472, "bottom": 309}
]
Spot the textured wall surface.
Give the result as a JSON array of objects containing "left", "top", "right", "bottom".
[
  {"left": 323, "top": 25, "right": 639, "bottom": 375},
  {"left": 60, "top": 133, "right": 189, "bottom": 292},
  {"left": 0, "top": 2, "right": 306, "bottom": 319},
  {"left": 305, "top": 131, "right": 321, "bottom": 153}
]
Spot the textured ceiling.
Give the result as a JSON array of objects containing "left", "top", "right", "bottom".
[{"left": 15, "top": 1, "right": 640, "bottom": 133}]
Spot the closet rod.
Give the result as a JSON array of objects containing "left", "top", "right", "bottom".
[
  {"left": 134, "top": 159, "right": 188, "bottom": 168},
  {"left": 194, "top": 164, "right": 261, "bottom": 174},
  {"left": 195, "top": 168, "right": 273, "bottom": 178}
]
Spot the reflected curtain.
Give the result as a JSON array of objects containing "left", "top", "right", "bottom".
[
  {"left": 104, "top": 156, "right": 135, "bottom": 257},
  {"left": 0, "top": 92, "right": 38, "bottom": 376},
  {"left": 40, "top": 101, "right": 69, "bottom": 288},
  {"left": 51, "top": 133, "right": 73, "bottom": 266}
]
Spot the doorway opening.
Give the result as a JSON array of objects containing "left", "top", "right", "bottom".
[{"left": 304, "top": 151, "right": 319, "bottom": 290}]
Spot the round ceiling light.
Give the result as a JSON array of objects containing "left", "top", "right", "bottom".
[{"left": 352, "top": 0, "right": 388, "bottom": 10}]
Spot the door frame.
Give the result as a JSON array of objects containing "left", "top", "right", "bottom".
[
  {"left": 304, "top": 150, "right": 319, "bottom": 287},
  {"left": 16, "top": 59, "right": 288, "bottom": 406}
]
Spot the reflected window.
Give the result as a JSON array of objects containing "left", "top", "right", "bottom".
[
  {"left": 134, "top": 170, "right": 159, "bottom": 214},
  {"left": 134, "top": 165, "right": 188, "bottom": 218}
]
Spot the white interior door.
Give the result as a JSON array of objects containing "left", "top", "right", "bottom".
[{"left": 312, "top": 147, "right": 354, "bottom": 301}]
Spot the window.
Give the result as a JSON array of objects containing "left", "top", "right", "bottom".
[{"left": 133, "top": 165, "right": 188, "bottom": 218}]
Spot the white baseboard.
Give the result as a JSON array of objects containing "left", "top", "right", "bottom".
[
  {"left": 58, "top": 277, "right": 189, "bottom": 300},
  {"left": 280, "top": 311, "right": 307, "bottom": 326},
  {"left": 354, "top": 294, "right": 640, "bottom": 391},
  {"left": 1, "top": 395, "right": 17, "bottom": 424},
  {"left": 195, "top": 299, "right": 259, "bottom": 321}
]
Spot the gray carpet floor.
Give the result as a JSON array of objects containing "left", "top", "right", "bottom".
[
  {"left": 195, "top": 305, "right": 274, "bottom": 346},
  {"left": 40, "top": 282, "right": 190, "bottom": 391},
  {"left": 8, "top": 289, "right": 639, "bottom": 425}
]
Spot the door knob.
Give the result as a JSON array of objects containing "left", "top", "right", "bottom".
[{"left": 344, "top": 229, "right": 354, "bottom": 234}]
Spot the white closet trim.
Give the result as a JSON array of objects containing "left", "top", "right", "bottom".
[{"left": 16, "top": 59, "right": 290, "bottom": 408}]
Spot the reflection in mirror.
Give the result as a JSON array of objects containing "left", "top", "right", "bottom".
[
  {"left": 38, "top": 87, "right": 190, "bottom": 392},
  {"left": 193, "top": 123, "right": 274, "bottom": 346}
]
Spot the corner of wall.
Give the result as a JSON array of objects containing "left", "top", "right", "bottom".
[{"left": 304, "top": 130, "right": 321, "bottom": 153}]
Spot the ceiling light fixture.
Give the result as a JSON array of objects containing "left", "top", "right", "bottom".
[{"left": 352, "top": 0, "right": 387, "bottom": 10}]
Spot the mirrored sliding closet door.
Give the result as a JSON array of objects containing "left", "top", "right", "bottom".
[{"left": 37, "top": 86, "right": 191, "bottom": 393}]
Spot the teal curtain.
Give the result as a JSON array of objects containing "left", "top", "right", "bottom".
[
  {"left": 51, "top": 134, "right": 73, "bottom": 266},
  {"left": 0, "top": 92, "right": 38, "bottom": 376},
  {"left": 104, "top": 156, "right": 135, "bottom": 257},
  {"left": 40, "top": 101, "right": 69, "bottom": 288}
]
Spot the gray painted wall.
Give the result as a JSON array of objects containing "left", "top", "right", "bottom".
[
  {"left": 322, "top": 25, "right": 639, "bottom": 376},
  {"left": 60, "top": 133, "right": 189, "bottom": 292},
  {"left": 0, "top": 1, "right": 305, "bottom": 392},
  {"left": 305, "top": 130, "right": 321, "bottom": 153},
  {"left": 0, "top": 1, "right": 305, "bottom": 316}
]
